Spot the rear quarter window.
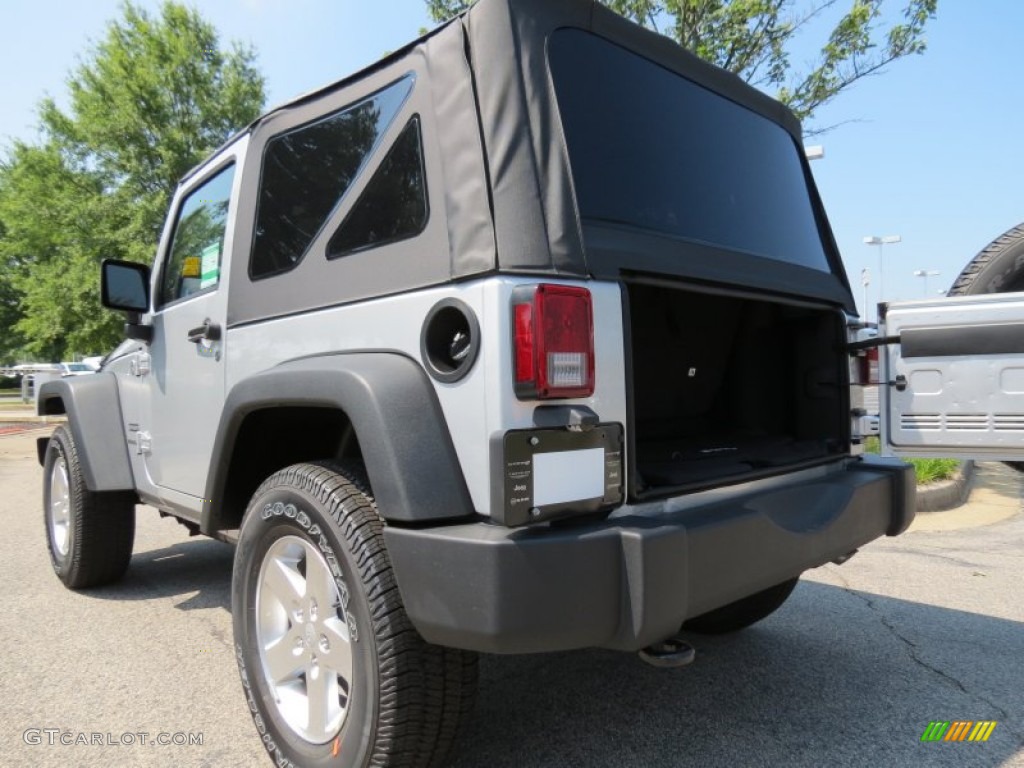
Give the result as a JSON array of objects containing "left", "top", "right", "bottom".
[
  {"left": 327, "top": 116, "right": 429, "bottom": 259},
  {"left": 250, "top": 76, "right": 414, "bottom": 279}
]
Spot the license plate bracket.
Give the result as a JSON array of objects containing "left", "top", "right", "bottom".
[{"left": 494, "top": 423, "right": 624, "bottom": 526}]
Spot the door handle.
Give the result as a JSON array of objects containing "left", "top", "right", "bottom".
[{"left": 187, "top": 319, "right": 221, "bottom": 343}]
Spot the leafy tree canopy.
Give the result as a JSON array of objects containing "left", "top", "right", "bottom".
[
  {"left": 425, "top": 0, "right": 937, "bottom": 125},
  {"left": 0, "top": 1, "right": 265, "bottom": 361}
]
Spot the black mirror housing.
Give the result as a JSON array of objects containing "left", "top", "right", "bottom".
[
  {"left": 101, "top": 259, "right": 150, "bottom": 313},
  {"left": 124, "top": 320, "right": 154, "bottom": 343}
]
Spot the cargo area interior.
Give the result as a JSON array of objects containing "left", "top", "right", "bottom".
[{"left": 628, "top": 282, "right": 848, "bottom": 494}]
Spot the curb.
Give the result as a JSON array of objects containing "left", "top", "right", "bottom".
[
  {"left": 915, "top": 460, "right": 975, "bottom": 513},
  {"left": 0, "top": 414, "right": 65, "bottom": 424},
  {"left": 0, "top": 424, "right": 60, "bottom": 439}
]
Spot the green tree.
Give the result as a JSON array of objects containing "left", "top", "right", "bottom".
[
  {"left": 0, "top": 1, "right": 265, "bottom": 360},
  {"left": 425, "top": 0, "right": 937, "bottom": 125}
]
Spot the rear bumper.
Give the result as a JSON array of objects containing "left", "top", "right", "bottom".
[{"left": 384, "top": 457, "right": 914, "bottom": 654}]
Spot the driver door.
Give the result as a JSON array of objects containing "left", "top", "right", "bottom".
[{"left": 141, "top": 148, "right": 244, "bottom": 508}]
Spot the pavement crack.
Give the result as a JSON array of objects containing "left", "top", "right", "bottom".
[
  {"left": 824, "top": 566, "right": 1023, "bottom": 744},
  {"left": 887, "top": 547, "right": 982, "bottom": 569}
]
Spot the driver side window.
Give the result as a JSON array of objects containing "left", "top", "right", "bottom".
[{"left": 157, "top": 163, "right": 236, "bottom": 309}]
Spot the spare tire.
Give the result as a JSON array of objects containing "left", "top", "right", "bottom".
[
  {"left": 949, "top": 223, "right": 1024, "bottom": 296},
  {"left": 948, "top": 222, "right": 1024, "bottom": 471}
]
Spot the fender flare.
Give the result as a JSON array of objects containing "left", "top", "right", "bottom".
[
  {"left": 36, "top": 374, "right": 135, "bottom": 491},
  {"left": 202, "top": 352, "right": 475, "bottom": 532}
]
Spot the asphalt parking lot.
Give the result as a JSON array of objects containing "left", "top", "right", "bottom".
[{"left": 0, "top": 428, "right": 1021, "bottom": 768}]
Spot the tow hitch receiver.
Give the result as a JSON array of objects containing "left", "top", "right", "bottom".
[
  {"left": 831, "top": 549, "right": 859, "bottom": 565},
  {"left": 638, "top": 637, "right": 696, "bottom": 669}
]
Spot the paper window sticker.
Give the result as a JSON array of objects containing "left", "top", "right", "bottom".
[
  {"left": 200, "top": 242, "right": 220, "bottom": 288},
  {"left": 182, "top": 256, "right": 201, "bottom": 278}
]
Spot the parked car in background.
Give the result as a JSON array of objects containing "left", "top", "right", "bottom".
[
  {"left": 58, "top": 362, "right": 95, "bottom": 376},
  {"left": 10, "top": 363, "right": 59, "bottom": 374},
  {"left": 11, "top": 365, "right": 60, "bottom": 403}
]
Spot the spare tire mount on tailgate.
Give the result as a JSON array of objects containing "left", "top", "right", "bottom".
[{"left": 948, "top": 222, "right": 1024, "bottom": 471}]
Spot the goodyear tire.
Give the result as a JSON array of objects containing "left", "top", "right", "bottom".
[
  {"left": 682, "top": 577, "right": 799, "bottom": 635},
  {"left": 948, "top": 223, "right": 1024, "bottom": 471},
  {"left": 232, "top": 461, "right": 477, "bottom": 768},
  {"left": 42, "top": 425, "right": 136, "bottom": 588},
  {"left": 948, "top": 222, "right": 1024, "bottom": 296}
]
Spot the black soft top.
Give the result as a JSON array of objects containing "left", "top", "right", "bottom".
[{"left": 216, "top": 0, "right": 853, "bottom": 327}]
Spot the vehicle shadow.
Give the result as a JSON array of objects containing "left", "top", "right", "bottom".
[
  {"left": 71, "top": 537, "right": 1024, "bottom": 767},
  {"left": 450, "top": 581, "right": 1023, "bottom": 768},
  {"left": 82, "top": 537, "right": 234, "bottom": 612}
]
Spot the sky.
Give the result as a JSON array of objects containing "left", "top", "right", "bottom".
[{"left": 2, "top": 0, "right": 1022, "bottom": 320}]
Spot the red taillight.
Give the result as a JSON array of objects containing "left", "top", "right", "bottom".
[
  {"left": 514, "top": 303, "right": 535, "bottom": 383},
  {"left": 512, "top": 284, "right": 594, "bottom": 399}
]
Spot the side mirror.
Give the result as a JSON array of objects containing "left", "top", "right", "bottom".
[
  {"left": 101, "top": 259, "right": 150, "bottom": 312},
  {"left": 101, "top": 259, "right": 153, "bottom": 343}
]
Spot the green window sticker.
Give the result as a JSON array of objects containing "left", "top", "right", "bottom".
[{"left": 200, "top": 242, "right": 220, "bottom": 289}]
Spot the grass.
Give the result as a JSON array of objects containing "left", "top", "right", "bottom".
[{"left": 863, "top": 436, "right": 960, "bottom": 485}]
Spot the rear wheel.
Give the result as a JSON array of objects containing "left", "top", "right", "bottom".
[
  {"left": 682, "top": 577, "right": 799, "bottom": 634},
  {"left": 232, "top": 461, "right": 477, "bottom": 768},
  {"left": 43, "top": 425, "right": 135, "bottom": 588},
  {"left": 948, "top": 222, "right": 1024, "bottom": 471}
]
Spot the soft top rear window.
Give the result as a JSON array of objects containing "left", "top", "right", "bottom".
[{"left": 549, "top": 29, "right": 832, "bottom": 272}]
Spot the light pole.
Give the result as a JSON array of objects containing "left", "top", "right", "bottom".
[
  {"left": 861, "top": 268, "right": 871, "bottom": 321},
  {"left": 863, "top": 235, "right": 901, "bottom": 309},
  {"left": 913, "top": 269, "right": 940, "bottom": 297}
]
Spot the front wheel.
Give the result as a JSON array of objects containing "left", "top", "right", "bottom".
[
  {"left": 43, "top": 425, "right": 135, "bottom": 588},
  {"left": 232, "top": 462, "right": 477, "bottom": 768}
]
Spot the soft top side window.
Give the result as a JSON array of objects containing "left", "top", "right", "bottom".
[
  {"left": 158, "top": 162, "right": 235, "bottom": 309},
  {"left": 327, "top": 116, "right": 428, "bottom": 260},
  {"left": 250, "top": 76, "right": 414, "bottom": 280}
]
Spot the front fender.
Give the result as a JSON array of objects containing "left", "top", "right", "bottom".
[
  {"left": 203, "top": 353, "right": 475, "bottom": 532},
  {"left": 36, "top": 374, "right": 135, "bottom": 491}
]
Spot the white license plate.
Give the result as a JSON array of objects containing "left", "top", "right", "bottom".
[{"left": 532, "top": 448, "right": 605, "bottom": 506}]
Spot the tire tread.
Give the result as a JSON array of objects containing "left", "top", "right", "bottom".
[
  {"left": 47, "top": 425, "right": 135, "bottom": 589},
  {"left": 948, "top": 222, "right": 1024, "bottom": 296},
  {"left": 245, "top": 461, "right": 477, "bottom": 767}
]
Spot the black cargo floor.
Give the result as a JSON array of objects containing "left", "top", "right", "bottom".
[{"left": 637, "top": 435, "right": 830, "bottom": 487}]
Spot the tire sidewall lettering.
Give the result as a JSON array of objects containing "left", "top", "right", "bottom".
[
  {"left": 260, "top": 500, "right": 355, "bottom": 635},
  {"left": 236, "top": 642, "right": 298, "bottom": 768}
]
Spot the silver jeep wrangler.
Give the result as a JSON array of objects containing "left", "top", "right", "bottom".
[{"left": 37, "top": 0, "right": 1024, "bottom": 765}]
